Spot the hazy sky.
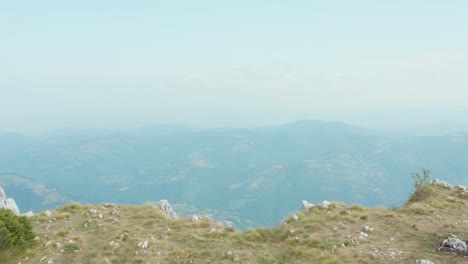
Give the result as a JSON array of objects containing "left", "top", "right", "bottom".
[{"left": 1, "top": 1, "right": 467, "bottom": 132}]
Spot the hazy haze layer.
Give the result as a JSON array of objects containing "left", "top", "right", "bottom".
[{"left": 1, "top": 1, "right": 468, "bottom": 132}]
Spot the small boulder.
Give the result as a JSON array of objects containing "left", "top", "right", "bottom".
[{"left": 292, "top": 214, "right": 299, "bottom": 222}]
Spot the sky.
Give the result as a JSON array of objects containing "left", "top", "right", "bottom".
[{"left": 1, "top": 1, "right": 468, "bottom": 132}]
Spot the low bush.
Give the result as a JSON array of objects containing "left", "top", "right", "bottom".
[
  {"left": 0, "top": 209, "right": 35, "bottom": 250},
  {"left": 406, "top": 168, "right": 434, "bottom": 204}
]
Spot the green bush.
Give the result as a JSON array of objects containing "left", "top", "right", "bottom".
[
  {"left": 0, "top": 209, "right": 35, "bottom": 250},
  {"left": 406, "top": 168, "right": 434, "bottom": 204}
]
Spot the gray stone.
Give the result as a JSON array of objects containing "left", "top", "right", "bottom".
[
  {"left": 159, "top": 200, "right": 177, "bottom": 219},
  {"left": 438, "top": 234, "right": 468, "bottom": 256}
]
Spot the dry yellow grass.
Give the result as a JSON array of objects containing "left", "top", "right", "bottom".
[{"left": 6, "top": 184, "right": 468, "bottom": 263}]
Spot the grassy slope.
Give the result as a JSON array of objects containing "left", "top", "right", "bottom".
[{"left": 5, "top": 183, "right": 468, "bottom": 264}]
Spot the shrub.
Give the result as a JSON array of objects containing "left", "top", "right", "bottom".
[
  {"left": 407, "top": 168, "right": 434, "bottom": 204},
  {"left": 0, "top": 209, "right": 35, "bottom": 250}
]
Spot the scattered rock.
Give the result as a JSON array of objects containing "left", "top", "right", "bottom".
[
  {"left": 292, "top": 214, "right": 299, "bottom": 222},
  {"left": 109, "top": 240, "right": 120, "bottom": 249},
  {"left": 45, "top": 210, "right": 52, "bottom": 217},
  {"left": 322, "top": 200, "right": 332, "bottom": 209},
  {"left": 0, "top": 186, "right": 20, "bottom": 215},
  {"left": 192, "top": 215, "right": 202, "bottom": 222},
  {"left": 432, "top": 179, "right": 453, "bottom": 189},
  {"left": 158, "top": 200, "right": 177, "bottom": 219},
  {"left": 359, "top": 232, "right": 369, "bottom": 239},
  {"left": 302, "top": 200, "right": 314, "bottom": 210},
  {"left": 454, "top": 185, "right": 466, "bottom": 192},
  {"left": 416, "top": 259, "right": 434, "bottom": 264},
  {"left": 363, "top": 226, "right": 375, "bottom": 232},
  {"left": 438, "top": 234, "right": 468, "bottom": 256},
  {"left": 138, "top": 240, "right": 149, "bottom": 249}
]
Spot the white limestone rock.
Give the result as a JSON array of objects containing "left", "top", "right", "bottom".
[
  {"left": 159, "top": 199, "right": 177, "bottom": 219},
  {"left": 359, "top": 232, "right": 369, "bottom": 239},
  {"left": 138, "top": 240, "right": 149, "bottom": 249},
  {"left": 292, "top": 214, "right": 299, "bottom": 222},
  {"left": 6, "top": 198, "right": 20, "bottom": 215},
  {"left": 322, "top": 200, "right": 332, "bottom": 209},
  {"left": 302, "top": 200, "right": 314, "bottom": 210},
  {"left": 416, "top": 259, "right": 434, "bottom": 264},
  {"left": 0, "top": 186, "right": 20, "bottom": 215},
  {"left": 192, "top": 215, "right": 202, "bottom": 222},
  {"left": 22, "top": 211, "right": 34, "bottom": 217}
]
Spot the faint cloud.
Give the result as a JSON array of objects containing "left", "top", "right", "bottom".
[
  {"left": 325, "top": 72, "right": 345, "bottom": 80},
  {"left": 284, "top": 73, "right": 297, "bottom": 81}
]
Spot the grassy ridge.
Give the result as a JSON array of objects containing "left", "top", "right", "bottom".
[{"left": 3, "top": 183, "right": 467, "bottom": 264}]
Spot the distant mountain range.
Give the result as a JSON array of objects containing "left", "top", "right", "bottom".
[{"left": 1, "top": 120, "right": 467, "bottom": 229}]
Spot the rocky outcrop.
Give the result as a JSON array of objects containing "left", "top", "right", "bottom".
[
  {"left": 0, "top": 185, "right": 20, "bottom": 215},
  {"left": 438, "top": 234, "right": 468, "bottom": 256},
  {"left": 302, "top": 200, "right": 314, "bottom": 210},
  {"left": 159, "top": 199, "right": 177, "bottom": 219}
]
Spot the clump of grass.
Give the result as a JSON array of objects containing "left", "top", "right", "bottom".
[
  {"left": 55, "top": 228, "right": 70, "bottom": 238},
  {"left": 242, "top": 228, "right": 290, "bottom": 243},
  {"left": 64, "top": 243, "right": 81, "bottom": 252},
  {"left": 58, "top": 202, "right": 82, "bottom": 213},
  {"left": 349, "top": 205, "right": 367, "bottom": 212}
]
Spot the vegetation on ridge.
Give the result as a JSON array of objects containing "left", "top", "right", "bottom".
[
  {"left": 0, "top": 209, "right": 35, "bottom": 259},
  {"left": 1, "top": 178, "right": 466, "bottom": 264}
]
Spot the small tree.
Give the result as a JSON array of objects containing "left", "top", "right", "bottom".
[{"left": 406, "top": 168, "right": 434, "bottom": 204}]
